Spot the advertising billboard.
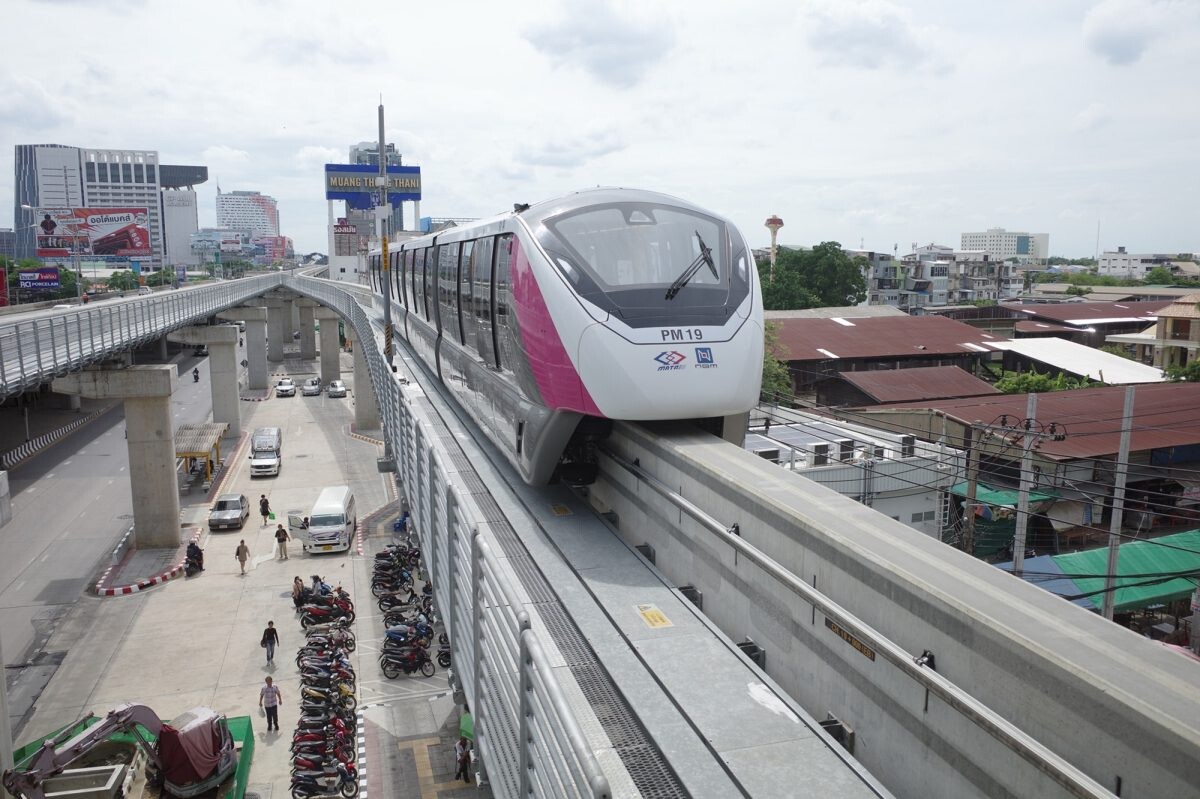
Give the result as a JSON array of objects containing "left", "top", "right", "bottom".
[
  {"left": 19, "top": 268, "right": 61, "bottom": 290},
  {"left": 324, "top": 164, "right": 421, "bottom": 209},
  {"left": 36, "top": 208, "right": 152, "bottom": 258}
]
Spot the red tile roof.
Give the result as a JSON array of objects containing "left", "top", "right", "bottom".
[
  {"left": 772, "top": 314, "right": 1001, "bottom": 361},
  {"left": 877, "top": 383, "right": 1200, "bottom": 460},
  {"left": 837, "top": 366, "right": 1000, "bottom": 403}
]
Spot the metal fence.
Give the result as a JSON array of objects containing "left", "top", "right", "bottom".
[
  {"left": 0, "top": 276, "right": 282, "bottom": 399},
  {"left": 287, "top": 275, "right": 610, "bottom": 799}
]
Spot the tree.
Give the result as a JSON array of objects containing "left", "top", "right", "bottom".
[
  {"left": 1066, "top": 285, "right": 1088, "bottom": 296},
  {"left": 107, "top": 270, "right": 137, "bottom": 291},
  {"left": 994, "top": 368, "right": 1094, "bottom": 393},
  {"left": 760, "top": 322, "right": 793, "bottom": 403},
  {"left": 145, "top": 269, "right": 172, "bottom": 287},
  {"left": 1144, "top": 266, "right": 1175, "bottom": 285},
  {"left": 1166, "top": 360, "right": 1200, "bottom": 382},
  {"left": 759, "top": 242, "right": 867, "bottom": 310},
  {"left": 1100, "top": 344, "right": 1133, "bottom": 360}
]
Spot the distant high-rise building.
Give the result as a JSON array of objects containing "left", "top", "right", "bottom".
[
  {"left": 346, "top": 142, "right": 404, "bottom": 243},
  {"left": 14, "top": 143, "right": 206, "bottom": 267},
  {"left": 960, "top": 228, "right": 1048, "bottom": 263},
  {"left": 216, "top": 190, "right": 279, "bottom": 237}
]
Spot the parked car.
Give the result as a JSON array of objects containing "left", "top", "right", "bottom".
[
  {"left": 208, "top": 493, "right": 250, "bottom": 530},
  {"left": 275, "top": 377, "right": 296, "bottom": 397},
  {"left": 326, "top": 380, "right": 347, "bottom": 398},
  {"left": 193, "top": 346, "right": 208, "bottom": 357},
  {"left": 301, "top": 378, "right": 322, "bottom": 396},
  {"left": 137, "top": 286, "right": 151, "bottom": 295}
]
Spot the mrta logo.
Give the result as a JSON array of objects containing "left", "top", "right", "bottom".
[{"left": 654, "top": 351, "right": 687, "bottom": 371}]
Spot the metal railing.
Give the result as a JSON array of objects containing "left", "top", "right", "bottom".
[
  {"left": 0, "top": 276, "right": 282, "bottom": 399},
  {"left": 287, "top": 275, "right": 610, "bottom": 799}
]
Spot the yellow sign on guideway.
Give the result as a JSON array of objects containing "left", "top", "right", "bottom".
[{"left": 636, "top": 604, "right": 673, "bottom": 629}]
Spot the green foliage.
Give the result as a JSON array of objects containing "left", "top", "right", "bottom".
[
  {"left": 107, "top": 270, "right": 137, "bottom": 291},
  {"left": 1034, "top": 271, "right": 1140, "bottom": 287},
  {"left": 145, "top": 269, "right": 173, "bottom": 287},
  {"left": 1165, "top": 360, "right": 1200, "bottom": 382},
  {"left": 760, "top": 242, "right": 867, "bottom": 310},
  {"left": 1143, "top": 266, "right": 1176, "bottom": 285},
  {"left": 994, "top": 368, "right": 1095, "bottom": 393},
  {"left": 760, "top": 321, "right": 793, "bottom": 403},
  {"left": 1100, "top": 344, "right": 1134, "bottom": 360},
  {"left": 1066, "top": 285, "right": 1088, "bottom": 296}
]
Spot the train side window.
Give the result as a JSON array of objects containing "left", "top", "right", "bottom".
[
  {"left": 413, "top": 249, "right": 426, "bottom": 319},
  {"left": 493, "top": 234, "right": 513, "bottom": 371},
  {"left": 437, "top": 243, "right": 458, "bottom": 335},
  {"left": 423, "top": 247, "right": 435, "bottom": 322},
  {"left": 457, "top": 240, "right": 473, "bottom": 345},
  {"left": 430, "top": 245, "right": 442, "bottom": 330},
  {"left": 391, "top": 251, "right": 404, "bottom": 307},
  {"left": 473, "top": 236, "right": 495, "bottom": 365},
  {"left": 406, "top": 249, "right": 416, "bottom": 312}
]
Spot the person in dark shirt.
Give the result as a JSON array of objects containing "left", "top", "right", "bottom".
[{"left": 261, "top": 620, "right": 280, "bottom": 665}]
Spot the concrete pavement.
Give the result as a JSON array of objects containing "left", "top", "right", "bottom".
[{"left": 16, "top": 352, "right": 486, "bottom": 799}]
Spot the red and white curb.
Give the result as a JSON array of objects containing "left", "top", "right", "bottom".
[
  {"left": 96, "top": 529, "right": 202, "bottom": 596},
  {"left": 347, "top": 425, "right": 384, "bottom": 446}
]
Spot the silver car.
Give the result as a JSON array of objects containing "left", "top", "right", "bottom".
[
  {"left": 208, "top": 493, "right": 250, "bottom": 530},
  {"left": 301, "top": 378, "right": 322, "bottom": 396},
  {"left": 275, "top": 377, "right": 296, "bottom": 397},
  {"left": 326, "top": 380, "right": 347, "bottom": 398}
]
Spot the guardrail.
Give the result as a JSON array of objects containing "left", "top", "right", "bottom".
[
  {"left": 288, "top": 275, "right": 610, "bottom": 799},
  {"left": 0, "top": 276, "right": 282, "bottom": 399}
]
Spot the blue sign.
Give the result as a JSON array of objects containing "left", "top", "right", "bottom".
[
  {"left": 324, "top": 164, "right": 421, "bottom": 210},
  {"left": 19, "top": 268, "right": 60, "bottom": 289}
]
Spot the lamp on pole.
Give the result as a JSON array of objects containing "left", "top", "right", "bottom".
[{"left": 764, "top": 215, "right": 784, "bottom": 283}]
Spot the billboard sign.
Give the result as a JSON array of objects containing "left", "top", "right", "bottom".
[
  {"left": 19, "top": 268, "right": 61, "bottom": 290},
  {"left": 324, "top": 164, "right": 421, "bottom": 209},
  {"left": 176, "top": 265, "right": 188, "bottom": 285},
  {"left": 36, "top": 208, "right": 152, "bottom": 258}
]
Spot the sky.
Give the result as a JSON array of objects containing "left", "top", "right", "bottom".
[{"left": 2, "top": 0, "right": 1198, "bottom": 257}]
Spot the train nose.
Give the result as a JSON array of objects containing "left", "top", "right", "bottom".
[{"left": 577, "top": 322, "right": 764, "bottom": 420}]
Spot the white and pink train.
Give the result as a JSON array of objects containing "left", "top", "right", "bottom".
[{"left": 369, "top": 187, "right": 764, "bottom": 484}]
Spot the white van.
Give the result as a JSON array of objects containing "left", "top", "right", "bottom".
[
  {"left": 137, "top": 286, "right": 151, "bottom": 295},
  {"left": 298, "top": 486, "right": 356, "bottom": 554},
  {"left": 249, "top": 427, "right": 282, "bottom": 477}
]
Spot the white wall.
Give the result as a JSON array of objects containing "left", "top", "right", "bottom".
[{"left": 162, "top": 190, "right": 199, "bottom": 265}]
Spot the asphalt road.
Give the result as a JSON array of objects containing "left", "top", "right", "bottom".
[{"left": 0, "top": 351, "right": 219, "bottom": 668}]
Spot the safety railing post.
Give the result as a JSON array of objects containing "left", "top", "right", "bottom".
[
  {"left": 518, "top": 614, "right": 533, "bottom": 798},
  {"left": 33, "top": 321, "right": 43, "bottom": 375},
  {"left": 470, "top": 531, "right": 484, "bottom": 749}
]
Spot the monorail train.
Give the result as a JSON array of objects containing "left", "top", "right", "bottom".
[{"left": 368, "top": 187, "right": 764, "bottom": 485}]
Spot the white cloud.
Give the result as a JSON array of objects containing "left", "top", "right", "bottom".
[
  {"left": 516, "top": 130, "right": 625, "bottom": 168},
  {"left": 1082, "top": 0, "right": 1196, "bottom": 65},
  {"left": 525, "top": 0, "right": 675, "bottom": 88},
  {"left": 294, "top": 145, "right": 342, "bottom": 171},
  {"left": 0, "top": 74, "right": 69, "bottom": 130},
  {"left": 798, "top": 0, "right": 936, "bottom": 70},
  {"left": 1073, "top": 102, "right": 1111, "bottom": 132}
]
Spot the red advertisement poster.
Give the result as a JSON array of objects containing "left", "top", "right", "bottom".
[{"left": 36, "top": 207, "right": 152, "bottom": 258}]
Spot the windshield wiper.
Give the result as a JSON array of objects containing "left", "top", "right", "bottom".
[{"left": 664, "top": 231, "right": 718, "bottom": 300}]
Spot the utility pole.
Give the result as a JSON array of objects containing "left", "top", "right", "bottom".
[
  {"left": 962, "top": 422, "right": 982, "bottom": 557},
  {"left": 1101, "top": 386, "right": 1136, "bottom": 620},
  {"left": 1012, "top": 393, "right": 1038, "bottom": 577},
  {"left": 377, "top": 102, "right": 394, "bottom": 369}
]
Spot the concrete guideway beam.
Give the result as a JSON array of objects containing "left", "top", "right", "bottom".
[
  {"left": 345, "top": 327, "right": 380, "bottom": 430},
  {"left": 218, "top": 306, "right": 269, "bottom": 389},
  {"left": 297, "top": 300, "right": 317, "bottom": 360},
  {"left": 315, "top": 307, "right": 342, "bottom": 386},
  {"left": 167, "top": 325, "right": 241, "bottom": 437},
  {"left": 52, "top": 366, "right": 181, "bottom": 549}
]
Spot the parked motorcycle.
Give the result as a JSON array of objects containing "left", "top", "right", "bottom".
[
  {"left": 290, "top": 760, "right": 358, "bottom": 799},
  {"left": 379, "top": 647, "right": 435, "bottom": 679}
]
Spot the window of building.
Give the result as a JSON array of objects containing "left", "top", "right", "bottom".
[
  {"left": 134, "top": 164, "right": 144, "bottom": 183},
  {"left": 85, "top": 162, "right": 95, "bottom": 182},
  {"left": 121, "top": 164, "right": 132, "bottom": 183}
]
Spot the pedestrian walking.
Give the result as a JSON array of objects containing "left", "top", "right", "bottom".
[
  {"left": 261, "top": 620, "right": 280, "bottom": 665},
  {"left": 274, "top": 524, "right": 291, "bottom": 560},
  {"left": 259, "top": 676, "right": 282, "bottom": 732},
  {"left": 259, "top": 494, "right": 271, "bottom": 527},
  {"left": 454, "top": 736, "right": 472, "bottom": 783},
  {"left": 235, "top": 540, "right": 250, "bottom": 575}
]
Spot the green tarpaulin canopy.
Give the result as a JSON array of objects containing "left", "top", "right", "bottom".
[
  {"left": 1054, "top": 530, "right": 1200, "bottom": 613},
  {"left": 949, "top": 482, "right": 1059, "bottom": 507},
  {"left": 460, "top": 712, "right": 474, "bottom": 741}
]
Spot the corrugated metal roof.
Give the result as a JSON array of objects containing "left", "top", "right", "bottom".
[
  {"left": 837, "top": 366, "right": 1000, "bottom": 403},
  {"left": 879, "top": 383, "right": 1200, "bottom": 459},
  {"left": 988, "top": 338, "right": 1166, "bottom": 385},
  {"left": 773, "top": 314, "right": 1001, "bottom": 361},
  {"left": 1013, "top": 320, "right": 1081, "bottom": 334},
  {"left": 1003, "top": 300, "right": 1171, "bottom": 326},
  {"left": 765, "top": 305, "right": 909, "bottom": 320},
  {"left": 175, "top": 422, "right": 229, "bottom": 456}
]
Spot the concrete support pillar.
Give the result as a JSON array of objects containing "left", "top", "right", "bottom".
[
  {"left": 290, "top": 300, "right": 300, "bottom": 335},
  {"left": 267, "top": 298, "right": 286, "bottom": 362},
  {"left": 346, "top": 328, "right": 380, "bottom": 430},
  {"left": 156, "top": 335, "right": 169, "bottom": 362},
  {"left": 52, "top": 366, "right": 181, "bottom": 549},
  {"left": 168, "top": 325, "right": 241, "bottom": 436},
  {"left": 316, "top": 307, "right": 342, "bottom": 386},
  {"left": 298, "top": 300, "right": 317, "bottom": 360},
  {"left": 61, "top": 393, "right": 82, "bottom": 411},
  {"left": 217, "top": 307, "right": 268, "bottom": 390}
]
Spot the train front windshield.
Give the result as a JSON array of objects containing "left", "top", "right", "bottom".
[{"left": 534, "top": 202, "right": 750, "bottom": 326}]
